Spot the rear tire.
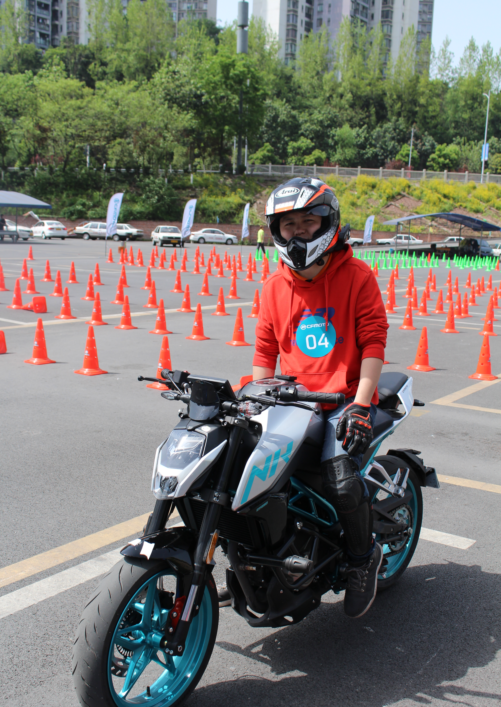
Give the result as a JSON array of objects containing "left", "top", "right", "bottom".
[
  {"left": 225, "top": 239, "right": 233, "bottom": 245},
  {"left": 72, "top": 558, "right": 219, "bottom": 707},
  {"left": 371, "top": 466, "right": 423, "bottom": 591},
  {"left": 198, "top": 237, "right": 205, "bottom": 244},
  {"left": 83, "top": 233, "right": 90, "bottom": 240}
]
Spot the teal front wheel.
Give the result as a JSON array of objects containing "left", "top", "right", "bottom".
[{"left": 72, "top": 558, "right": 218, "bottom": 707}]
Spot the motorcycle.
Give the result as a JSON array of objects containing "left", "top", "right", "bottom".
[{"left": 72, "top": 368, "right": 439, "bottom": 707}]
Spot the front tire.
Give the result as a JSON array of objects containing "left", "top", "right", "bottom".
[
  {"left": 198, "top": 237, "right": 205, "bottom": 244},
  {"left": 225, "top": 239, "right": 233, "bottom": 245},
  {"left": 83, "top": 233, "right": 90, "bottom": 240},
  {"left": 72, "top": 558, "right": 218, "bottom": 707}
]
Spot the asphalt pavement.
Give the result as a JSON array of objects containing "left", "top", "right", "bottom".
[{"left": 1, "top": 238, "right": 500, "bottom": 707}]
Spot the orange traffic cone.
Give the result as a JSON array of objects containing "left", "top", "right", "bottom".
[
  {"left": 142, "top": 266, "right": 152, "bottom": 290},
  {"left": 433, "top": 289, "right": 444, "bottom": 314},
  {"left": 479, "top": 303, "right": 497, "bottom": 337},
  {"left": 20, "top": 258, "right": 28, "bottom": 280},
  {"left": 446, "top": 270, "right": 452, "bottom": 287},
  {"left": 192, "top": 256, "right": 201, "bottom": 275},
  {"left": 399, "top": 300, "right": 416, "bottom": 330},
  {"left": 23, "top": 268, "right": 39, "bottom": 294},
  {"left": 445, "top": 282, "right": 453, "bottom": 303},
  {"left": 441, "top": 304, "right": 459, "bottom": 334},
  {"left": 237, "top": 252, "right": 243, "bottom": 272},
  {"left": 55, "top": 287, "right": 77, "bottom": 319},
  {"left": 404, "top": 279, "right": 413, "bottom": 299},
  {"left": 157, "top": 251, "right": 166, "bottom": 271},
  {"left": 170, "top": 270, "right": 183, "bottom": 293},
  {"left": 144, "top": 280, "right": 158, "bottom": 308},
  {"left": 252, "top": 257, "right": 257, "bottom": 274},
  {"left": 481, "top": 276, "right": 486, "bottom": 294},
  {"left": 469, "top": 335, "right": 498, "bottom": 380},
  {"left": 119, "top": 265, "right": 129, "bottom": 288},
  {"left": 483, "top": 296, "right": 498, "bottom": 322},
  {"left": 81, "top": 274, "right": 95, "bottom": 301},
  {"left": 247, "top": 289, "right": 260, "bottom": 318},
  {"left": 179, "top": 256, "right": 187, "bottom": 273},
  {"left": 146, "top": 336, "right": 172, "bottom": 389},
  {"left": 216, "top": 262, "right": 225, "bottom": 278},
  {"left": 25, "top": 319, "right": 55, "bottom": 365},
  {"left": 476, "top": 279, "right": 482, "bottom": 297},
  {"left": 111, "top": 280, "right": 125, "bottom": 305},
  {"left": 496, "top": 259, "right": 500, "bottom": 271},
  {"left": 136, "top": 249, "right": 144, "bottom": 267},
  {"left": 385, "top": 290, "right": 396, "bottom": 314},
  {"left": 155, "top": 245, "right": 160, "bottom": 259},
  {"left": 424, "top": 282, "right": 431, "bottom": 301},
  {"left": 87, "top": 292, "right": 107, "bottom": 326},
  {"left": 200, "top": 252, "right": 205, "bottom": 268},
  {"left": 206, "top": 261, "right": 213, "bottom": 277},
  {"left": 27, "top": 245, "right": 34, "bottom": 260},
  {"left": 394, "top": 263, "right": 400, "bottom": 280},
  {"left": 0, "top": 330, "right": 6, "bottom": 354},
  {"left": 41, "top": 260, "right": 53, "bottom": 282},
  {"left": 454, "top": 293, "right": 464, "bottom": 319},
  {"left": 129, "top": 247, "right": 135, "bottom": 267},
  {"left": 462, "top": 292, "right": 472, "bottom": 318},
  {"left": 411, "top": 287, "right": 418, "bottom": 310},
  {"left": 186, "top": 303, "right": 210, "bottom": 340},
  {"left": 198, "top": 272, "right": 212, "bottom": 296},
  {"left": 149, "top": 251, "right": 155, "bottom": 268},
  {"left": 453, "top": 276, "right": 459, "bottom": 295},
  {"left": 177, "top": 285, "right": 194, "bottom": 312},
  {"left": 417, "top": 291, "right": 430, "bottom": 316},
  {"left": 50, "top": 271, "right": 63, "bottom": 297},
  {"left": 8, "top": 279, "right": 24, "bottom": 309},
  {"left": 259, "top": 269, "right": 268, "bottom": 284},
  {"left": 465, "top": 272, "right": 471, "bottom": 288},
  {"left": 66, "top": 262, "right": 78, "bottom": 284},
  {"left": 75, "top": 326, "right": 107, "bottom": 376},
  {"left": 150, "top": 299, "right": 172, "bottom": 334},
  {"left": 211, "top": 285, "right": 231, "bottom": 317},
  {"left": 93, "top": 263, "right": 103, "bottom": 286},
  {"left": 493, "top": 288, "right": 500, "bottom": 310},
  {"left": 469, "top": 287, "right": 478, "bottom": 307},
  {"left": 373, "top": 262, "right": 379, "bottom": 277},
  {"left": 431, "top": 273, "right": 437, "bottom": 292},
  {"left": 385, "top": 271, "right": 395, "bottom": 295},
  {"left": 245, "top": 262, "right": 254, "bottom": 282},
  {"left": 107, "top": 249, "right": 114, "bottom": 263},
  {"left": 227, "top": 275, "right": 240, "bottom": 299},
  {"left": 115, "top": 295, "right": 137, "bottom": 330},
  {"left": 0, "top": 263, "right": 7, "bottom": 291},
  {"left": 226, "top": 308, "right": 250, "bottom": 347}
]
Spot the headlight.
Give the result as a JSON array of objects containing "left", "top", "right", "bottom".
[{"left": 152, "top": 430, "right": 205, "bottom": 499}]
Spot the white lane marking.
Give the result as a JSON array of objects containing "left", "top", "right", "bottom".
[
  {"left": 0, "top": 522, "right": 473, "bottom": 621},
  {"left": 0, "top": 549, "right": 120, "bottom": 621},
  {"left": 0, "top": 317, "right": 29, "bottom": 325},
  {"left": 421, "top": 527, "right": 476, "bottom": 549}
]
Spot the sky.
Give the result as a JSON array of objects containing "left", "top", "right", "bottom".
[{"left": 215, "top": 0, "right": 501, "bottom": 63}]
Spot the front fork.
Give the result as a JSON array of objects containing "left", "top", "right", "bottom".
[{"left": 154, "top": 422, "right": 245, "bottom": 656}]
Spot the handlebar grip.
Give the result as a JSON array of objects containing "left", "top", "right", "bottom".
[{"left": 279, "top": 387, "right": 345, "bottom": 405}]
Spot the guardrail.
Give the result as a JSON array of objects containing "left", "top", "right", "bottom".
[{"left": 4, "top": 165, "right": 500, "bottom": 185}]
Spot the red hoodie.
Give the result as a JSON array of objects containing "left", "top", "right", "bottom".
[{"left": 253, "top": 245, "right": 388, "bottom": 403}]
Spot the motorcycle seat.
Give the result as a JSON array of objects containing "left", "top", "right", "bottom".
[{"left": 377, "top": 372, "right": 408, "bottom": 409}]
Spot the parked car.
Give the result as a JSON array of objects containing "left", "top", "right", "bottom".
[
  {"left": 442, "top": 236, "right": 462, "bottom": 244},
  {"left": 74, "top": 222, "right": 144, "bottom": 241},
  {"left": 348, "top": 236, "right": 364, "bottom": 246},
  {"left": 376, "top": 234, "right": 424, "bottom": 246},
  {"left": 151, "top": 225, "right": 184, "bottom": 247},
  {"left": 492, "top": 242, "right": 501, "bottom": 257},
  {"left": 31, "top": 220, "right": 67, "bottom": 240},
  {"left": 190, "top": 228, "right": 238, "bottom": 245},
  {"left": 0, "top": 219, "right": 33, "bottom": 241}
]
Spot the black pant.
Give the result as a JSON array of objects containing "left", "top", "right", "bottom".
[{"left": 256, "top": 242, "right": 266, "bottom": 255}]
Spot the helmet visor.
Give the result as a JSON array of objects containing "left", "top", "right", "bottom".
[{"left": 273, "top": 204, "right": 331, "bottom": 245}]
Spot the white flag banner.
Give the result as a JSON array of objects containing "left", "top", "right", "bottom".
[
  {"left": 106, "top": 193, "right": 124, "bottom": 239},
  {"left": 242, "top": 202, "right": 250, "bottom": 241},
  {"left": 181, "top": 199, "right": 197, "bottom": 242},
  {"left": 363, "top": 215, "right": 375, "bottom": 244}
]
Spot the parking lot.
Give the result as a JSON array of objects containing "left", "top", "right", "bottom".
[{"left": 1, "top": 238, "right": 501, "bottom": 707}]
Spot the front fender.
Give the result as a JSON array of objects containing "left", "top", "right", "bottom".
[{"left": 121, "top": 527, "right": 197, "bottom": 574}]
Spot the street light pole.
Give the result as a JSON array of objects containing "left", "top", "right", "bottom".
[
  {"left": 481, "top": 91, "right": 491, "bottom": 184},
  {"left": 408, "top": 126, "right": 414, "bottom": 168},
  {"left": 236, "top": 1, "right": 249, "bottom": 171}
]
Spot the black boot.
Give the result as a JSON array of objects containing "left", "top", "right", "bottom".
[{"left": 344, "top": 543, "right": 383, "bottom": 618}]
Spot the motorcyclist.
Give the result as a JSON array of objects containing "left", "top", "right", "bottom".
[{"left": 220, "top": 177, "right": 388, "bottom": 618}]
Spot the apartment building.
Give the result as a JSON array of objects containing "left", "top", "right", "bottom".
[
  {"left": 254, "top": 0, "right": 433, "bottom": 65},
  {"left": 15, "top": 0, "right": 216, "bottom": 50},
  {"left": 253, "top": 0, "right": 314, "bottom": 64}
]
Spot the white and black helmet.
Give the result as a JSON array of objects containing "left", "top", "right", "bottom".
[{"left": 265, "top": 177, "right": 348, "bottom": 271}]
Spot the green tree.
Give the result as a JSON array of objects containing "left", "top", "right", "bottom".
[
  {"left": 287, "top": 137, "right": 314, "bottom": 165},
  {"left": 249, "top": 142, "right": 276, "bottom": 164},
  {"left": 427, "top": 144, "right": 461, "bottom": 171}
]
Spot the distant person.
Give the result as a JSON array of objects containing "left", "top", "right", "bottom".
[{"left": 256, "top": 227, "right": 266, "bottom": 255}]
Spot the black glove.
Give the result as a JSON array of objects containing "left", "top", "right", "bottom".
[{"left": 335, "top": 403, "right": 373, "bottom": 456}]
